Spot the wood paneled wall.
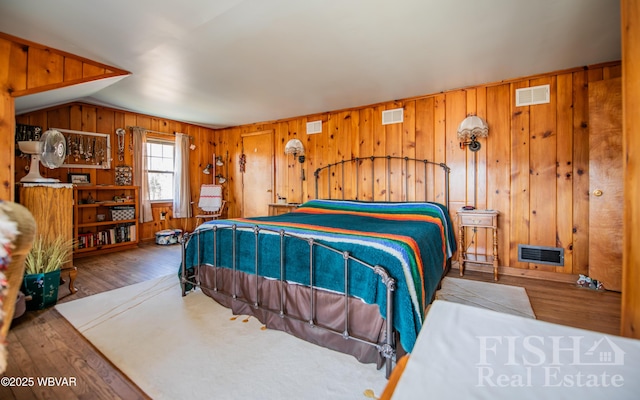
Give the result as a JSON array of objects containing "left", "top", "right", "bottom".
[
  {"left": 6, "top": 29, "right": 623, "bottom": 279},
  {"left": 15, "top": 104, "right": 218, "bottom": 241},
  {"left": 1, "top": 33, "right": 129, "bottom": 201},
  {"left": 0, "top": 33, "right": 129, "bottom": 97},
  {"left": 621, "top": 0, "right": 640, "bottom": 339},
  {"left": 211, "top": 63, "right": 621, "bottom": 277}
]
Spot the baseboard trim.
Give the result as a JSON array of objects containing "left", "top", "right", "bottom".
[{"left": 452, "top": 261, "right": 579, "bottom": 284}]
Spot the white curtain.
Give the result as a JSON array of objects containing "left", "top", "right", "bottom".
[
  {"left": 172, "top": 133, "right": 192, "bottom": 218},
  {"left": 132, "top": 127, "right": 153, "bottom": 223}
]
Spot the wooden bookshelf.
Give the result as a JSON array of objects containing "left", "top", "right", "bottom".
[{"left": 73, "top": 185, "right": 139, "bottom": 257}]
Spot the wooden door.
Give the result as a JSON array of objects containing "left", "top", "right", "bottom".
[
  {"left": 242, "top": 131, "right": 274, "bottom": 217},
  {"left": 588, "top": 78, "right": 623, "bottom": 291}
]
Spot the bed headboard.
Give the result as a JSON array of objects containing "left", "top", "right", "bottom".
[{"left": 313, "top": 156, "right": 450, "bottom": 209}]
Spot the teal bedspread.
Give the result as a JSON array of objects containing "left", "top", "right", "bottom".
[{"left": 183, "top": 199, "right": 456, "bottom": 352}]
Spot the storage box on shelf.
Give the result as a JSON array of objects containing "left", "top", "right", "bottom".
[{"left": 73, "top": 185, "right": 139, "bottom": 257}]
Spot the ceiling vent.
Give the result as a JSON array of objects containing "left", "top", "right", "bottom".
[
  {"left": 515, "top": 85, "right": 550, "bottom": 107},
  {"left": 306, "top": 120, "right": 322, "bottom": 134},
  {"left": 382, "top": 108, "right": 404, "bottom": 125},
  {"left": 518, "top": 244, "right": 564, "bottom": 267}
]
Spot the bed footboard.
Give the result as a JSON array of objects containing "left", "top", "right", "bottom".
[{"left": 180, "top": 225, "right": 398, "bottom": 378}]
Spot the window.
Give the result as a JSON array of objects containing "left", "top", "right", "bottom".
[{"left": 146, "top": 139, "right": 174, "bottom": 201}]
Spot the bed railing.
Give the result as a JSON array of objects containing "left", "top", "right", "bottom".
[
  {"left": 180, "top": 224, "right": 397, "bottom": 378},
  {"left": 314, "top": 156, "right": 450, "bottom": 209}
]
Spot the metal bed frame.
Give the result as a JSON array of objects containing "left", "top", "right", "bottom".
[
  {"left": 180, "top": 156, "right": 451, "bottom": 379},
  {"left": 314, "top": 155, "right": 450, "bottom": 207}
]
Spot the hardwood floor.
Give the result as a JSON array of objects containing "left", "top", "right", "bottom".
[
  {"left": 446, "top": 268, "right": 622, "bottom": 336},
  {"left": 1, "top": 245, "right": 621, "bottom": 399},
  {"left": 1, "top": 243, "right": 181, "bottom": 400}
]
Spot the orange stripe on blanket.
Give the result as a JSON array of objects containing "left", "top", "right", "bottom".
[
  {"left": 293, "top": 207, "right": 449, "bottom": 269},
  {"left": 231, "top": 217, "right": 427, "bottom": 307}
]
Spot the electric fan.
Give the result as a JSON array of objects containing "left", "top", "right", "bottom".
[{"left": 18, "top": 129, "right": 67, "bottom": 183}]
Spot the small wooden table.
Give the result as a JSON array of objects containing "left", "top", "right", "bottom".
[
  {"left": 268, "top": 203, "right": 299, "bottom": 216},
  {"left": 456, "top": 209, "right": 499, "bottom": 280}
]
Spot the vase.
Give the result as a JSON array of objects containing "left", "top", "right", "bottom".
[{"left": 22, "top": 270, "right": 61, "bottom": 310}]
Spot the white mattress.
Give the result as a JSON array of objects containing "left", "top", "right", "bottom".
[{"left": 391, "top": 300, "right": 640, "bottom": 399}]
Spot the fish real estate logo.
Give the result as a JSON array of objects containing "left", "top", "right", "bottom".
[{"left": 475, "top": 335, "right": 626, "bottom": 388}]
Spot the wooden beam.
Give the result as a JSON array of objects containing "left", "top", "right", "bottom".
[
  {"left": 0, "top": 32, "right": 130, "bottom": 98},
  {"left": 0, "top": 38, "right": 16, "bottom": 201},
  {"left": 621, "top": 0, "right": 640, "bottom": 339}
]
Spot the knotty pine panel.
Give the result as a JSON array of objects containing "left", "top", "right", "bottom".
[
  {"left": 528, "top": 76, "right": 557, "bottom": 272},
  {"left": 372, "top": 105, "right": 386, "bottom": 201},
  {"left": 556, "top": 73, "right": 575, "bottom": 274},
  {"left": 0, "top": 39, "right": 14, "bottom": 201},
  {"left": 358, "top": 108, "right": 375, "bottom": 201},
  {"left": 301, "top": 116, "right": 319, "bottom": 202},
  {"left": 83, "top": 63, "right": 106, "bottom": 79},
  {"left": 415, "top": 98, "right": 434, "bottom": 202},
  {"left": 474, "top": 87, "right": 489, "bottom": 255},
  {"left": 486, "top": 84, "right": 511, "bottom": 271},
  {"left": 432, "top": 94, "right": 447, "bottom": 205},
  {"left": 621, "top": 0, "right": 640, "bottom": 338},
  {"left": 385, "top": 103, "right": 403, "bottom": 202},
  {"left": 274, "top": 121, "right": 288, "bottom": 202},
  {"left": 445, "top": 90, "right": 467, "bottom": 211},
  {"left": 223, "top": 127, "right": 243, "bottom": 219},
  {"left": 63, "top": 57, "right": 84, "bottom": 81},
  {"left": 509, "top": 80, "right": 531, "bottom": 269},
  {"left": 7, "top": 39, "right": 27, "bottom": 92},
  {"left": 403, "top": 101, "right": 417, "bottom": 201},
  {"left": 27, "top": 47, "right": 64, "bottom": 89},
  {"left": 344, "top": 111, "right": 359, "bottom": 201},
  {"left": 465, "top": 89, "right": 478, "bottom": 208},
  {"left": 572, "top": 70, "right": 590, "bottom": 276}
]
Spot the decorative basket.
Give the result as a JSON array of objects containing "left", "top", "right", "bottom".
[
  {"left": 110, "top": 206, "right": 135, "bottom": 221},
  {"left": 155, "top": 229, "right": 183, "bottom": 245}
]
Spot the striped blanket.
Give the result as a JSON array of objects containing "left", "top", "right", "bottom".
[{"left": 185, "top": 199, "right": 456, "bottom": 352}]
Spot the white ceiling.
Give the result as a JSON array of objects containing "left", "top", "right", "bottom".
[{"left": 1, "top": 0, "right": 621, "bottom": 129}]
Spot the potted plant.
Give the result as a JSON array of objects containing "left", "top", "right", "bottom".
[{"left": 22, "top": 236, "right": 72, "bottom": 310}]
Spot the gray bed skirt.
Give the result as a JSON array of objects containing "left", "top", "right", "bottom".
[{"left": 195, "top": 265, "right": 404, "bottom": 366}]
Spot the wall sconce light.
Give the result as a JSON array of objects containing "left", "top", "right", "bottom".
[
  {"left": 216, "top": 174, "right": 226, "bottom": 184},
  {"left": 284, "top": 139, "right": 305, "bottom": 163},
  {"left": 457, "top": 115, "right": 489, "bottom": 152},
  {"left": 215, "top": 156, "right": 224, "bottom": 166},
  {"left": 202, "top": 163, "right": 213, "bottom": 174},
  {"left": 285, "top": 138, "right": 306, "bottom": 181}
]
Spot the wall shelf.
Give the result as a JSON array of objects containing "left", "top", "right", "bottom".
[{"left": 73, "top": 185, "right": 139, "bottom": 258}]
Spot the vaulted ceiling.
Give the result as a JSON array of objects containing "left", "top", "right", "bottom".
[{"left": 0, "top": 0, "right": 621, "bottom": 128}]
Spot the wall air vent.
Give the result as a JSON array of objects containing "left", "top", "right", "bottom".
[
  {"left": 382, "top": 108, "right": 404, "bottom": 125},
  {"left": 518, "top": 244, "right": 564, "bottom": 267},
  {"left": 306, "top": 120, "right": 322, "bottom": 134},
  {"left": 515, "top": 84, "right": 550, "bottom": 107}
]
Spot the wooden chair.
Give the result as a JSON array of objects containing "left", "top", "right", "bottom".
[
  {"left": 194, "top": 184, "right": 226, "bottom": 227},
  {"left": 195, "top": 200, "right": 226, "bottom": 227}
]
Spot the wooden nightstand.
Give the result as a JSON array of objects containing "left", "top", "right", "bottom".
[
  {"left": 457, "top": 209, "right": 499, "bottom": 281},
  {"left": 268, "top": 203, "right": 299, "bottom": 216}
]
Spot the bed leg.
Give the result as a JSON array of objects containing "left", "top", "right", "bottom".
[
  {"left": 181, "top": 232, "right": 190, "bottom": 297},
  {"left": 379, "top": 266, "right": 397, "bottom": 379}
]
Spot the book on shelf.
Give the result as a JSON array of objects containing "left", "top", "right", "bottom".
[{"left": 77, "top": 223, "right": 136, "bottom": 248}]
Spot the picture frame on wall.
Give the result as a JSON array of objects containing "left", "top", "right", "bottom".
[{"left": 68, "top": 173, "right": 91, "bottom": 185}]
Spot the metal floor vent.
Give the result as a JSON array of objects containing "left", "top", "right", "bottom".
[{"left": 518, "top": 244, "right": 564, "bottom": 267}]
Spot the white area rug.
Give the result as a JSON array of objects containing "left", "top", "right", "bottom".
[
  {"left": 435, "top": 277, "right": 536, "bottom": 319},
  {"left": 55, "top": 275, "right": 386, "bottom": 400}
]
